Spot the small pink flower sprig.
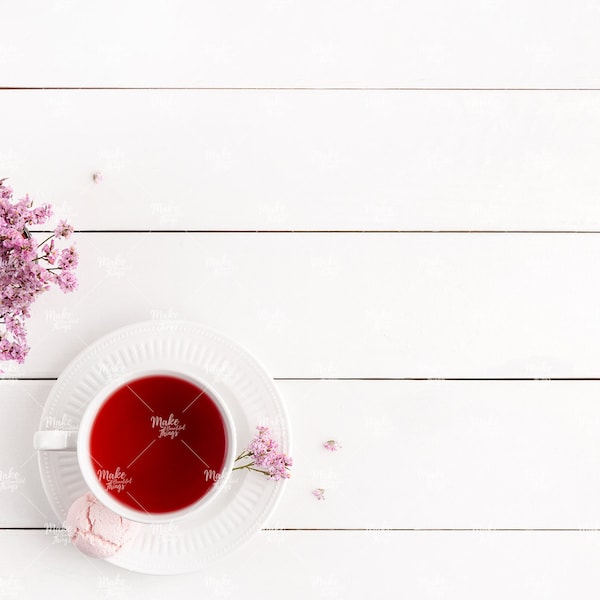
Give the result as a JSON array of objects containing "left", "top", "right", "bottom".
[
  {"left": 0, "top": 179, "right": 78, "bottom": 370},
  {"left": 232, "top": 426, "right": 292, "bottom": 481},
  {"left": 312, "top": 488, "right": 326, "bottom": 501},
  {"left": 312, "top": 439, "right": 342, "bottom": 501},
  {"left": 323, "top": 439, "right": 341, "bottom": 452}
]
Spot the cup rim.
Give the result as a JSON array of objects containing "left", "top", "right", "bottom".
[{"left": 78, "top": 367, "right": 236, "bottom": 524}]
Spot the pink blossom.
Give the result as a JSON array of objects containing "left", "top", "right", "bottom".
[
  {"left": 233, "top": 426, "right": 292, "bottom": 481},
  {"left": 56, "top": 270, "right": 78, "bottom": 292},
  {"left": 0, "top": 179, "right": 78, "bottom": 371},
  {"left": 42, "top": 240, "right": 58, "bottom": 265},
  {"left": 0, "top": 180, "right": 12, "bottom": 199},
  {"left": 31, "top": 204, "right": 53, "bottom": 224},
  {"left": 265, "top": 453, "right": 293, "bottom": 481},
  {"left": 92, "top": 171, "right": 103, "bottom": 184},
  {"left": 323, "top": 439, "right": 342, "bottom": 452},
  {"left": 58, "top": 246, "right": 78, "bottom": 270},
  {"left": 54, "top": 219, "right": 74, "bottom": 239},
  {"left": 247, "top": 426, "right": 280, "bottom": 468},
  {"left": 0, "top": 337, "right": 28, "bottom": 363},
  {"left": 312, "top": 488, "right": 326, "bottom": 501}
]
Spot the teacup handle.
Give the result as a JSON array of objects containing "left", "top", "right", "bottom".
[{"left": 34, "top": 430, "right": 78, "bottom": 451}]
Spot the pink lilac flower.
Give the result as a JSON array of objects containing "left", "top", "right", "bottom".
[
  {"left": 312, "top": 488, "right": 326, "bottom": 501},
  {"left": 323, "top": 439, "right": 342, "bottom": 452},
  {"left": 58, "top": 246, "right": 78, "bottom": 269},
  {"left": 42, "top": 240, "right": 58, "bottom": 265},
  {"left": 55, "top": 270, "right": 78, "bottom": 292},
  {"left": 0, "top": 337, "right": 28, "bottom": 363},
  {"left": 31, "top": 204, "right": 53, "bottom": 224},
  {"left": 232, "top": 426, "right": 292, "bottom": 481},
  {"left": 0, "top": 179, "right": 78, "bottom": 371},
  {"left": 54, "top": 219, "right": 74, "bottom": 239},
  {"left": 264, "top": 452, "right": 293, "bottom": 481},
  {"left": 0, "top": 180, "right": 12, "bottom": 199}
]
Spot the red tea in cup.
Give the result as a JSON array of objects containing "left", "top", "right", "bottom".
[{"left": 89, "top": 374, "right": 229, "bottom": 516}]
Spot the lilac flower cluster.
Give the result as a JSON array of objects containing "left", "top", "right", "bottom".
[
  {"left": 0, "top": 179, "right": 78, "bottom": 370},
  {"left": 233, "top": 426, "right": 292, "bottom": 481}
]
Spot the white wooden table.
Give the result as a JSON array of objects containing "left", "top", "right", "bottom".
[{"left": 2, "top": 2, "right": 600, "bottom": 597}]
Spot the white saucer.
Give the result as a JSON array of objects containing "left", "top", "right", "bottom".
[{"left": 36, "top": 321, "right": 290, "bottom": 574}]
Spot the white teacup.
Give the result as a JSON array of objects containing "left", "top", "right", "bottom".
[{"left": 34, "top": 369, "right": 236, "bottom": 524}]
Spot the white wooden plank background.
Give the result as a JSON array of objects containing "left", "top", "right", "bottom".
[
  {"left": 2, "top": 1, "right": 600, "bottom": 597},
  {"left": 4, "top": 232, "right": 600, "bottom": 379},
  {"left": 3, "top": 530, "right": 600, "bottom": 600},
  {"left": 2, "top": 90, "right": 600, "bottom": 231},
  {"left": 4, "top": 380, "right": 600, "bottom": 530},
  {"left": 3, "top": 1, "right": 600, "bottom": 88}
]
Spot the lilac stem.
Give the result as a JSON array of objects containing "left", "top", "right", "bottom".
[
  {"left": 36, "top": 234, "right": 54, "bottom": 249},
  {"left": 232, "top": 461, "right": 255, "bottom": 471}
]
